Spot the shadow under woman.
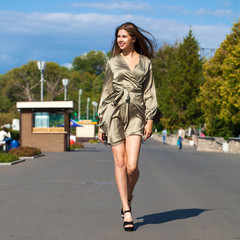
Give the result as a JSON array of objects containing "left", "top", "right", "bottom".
[{"left": 134, "top": 208, "right": 210, "bottom": 230}]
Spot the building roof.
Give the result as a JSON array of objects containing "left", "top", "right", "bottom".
[{"left": 16, "top": 101, "right": 74, "bottom": 109}]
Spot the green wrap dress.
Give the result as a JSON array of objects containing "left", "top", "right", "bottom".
[{"left": 98, "top": 54, "right": 158, "bottom": 145}]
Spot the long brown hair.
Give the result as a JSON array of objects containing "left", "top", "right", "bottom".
[{"left": 111, "top": 22, "right": 156, "bottom": 59}]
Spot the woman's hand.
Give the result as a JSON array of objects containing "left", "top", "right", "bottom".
[
  {"left": 98, "top": 131, "right": 105, "bottom": 143},
  {"left": 144, "top": 120, "right": 153, "bottom": 141}
]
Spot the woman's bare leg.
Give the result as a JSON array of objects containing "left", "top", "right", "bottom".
[
  {"left": 112, "top": 142, "right": 133, "bottom": 227},
  {"left": 125, "top": 135, "right": 142, "bottom": 206},
  {"left": 112, "top": 136, "right": 142, "bottom": 227}
]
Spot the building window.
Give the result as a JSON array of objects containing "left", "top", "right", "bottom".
[
  {"left": 34, "top": 112, "right": 49, "bottom": 127},
  {"left": 33, "top": 112, "right": 65, "bottom": 133}
]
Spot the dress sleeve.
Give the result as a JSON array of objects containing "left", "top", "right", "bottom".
[
  {"left": 143, "top": 61, "right": 158, "bottom": 120},
  {"left": 97, "top": 60, "right": 113, "bottom": 133}
]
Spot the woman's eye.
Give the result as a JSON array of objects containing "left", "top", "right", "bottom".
[{"left": 118, "top": 35, "right": 127, "bottom": 38}]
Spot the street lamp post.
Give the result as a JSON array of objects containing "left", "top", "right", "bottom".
[
  {"left": 62, "top": 79, "right": 69, "bottom": 101},
  {"left": 92, "top": 101, "right": 95, "bottom": 119},
  {"left": 95, "top": 102, "right": 98, "bottom": 119},
  {"left": 78, "top": 89, "right": 82, "bottom": 120},
  {"left": 92, "top": 101, "right": 98, "bottom": 119},
  {"left": 86, "top": 97, "right": 90, "bottom": 119},
  {"left": 37, "top": 61, "right": 46, "bottom": 101}
]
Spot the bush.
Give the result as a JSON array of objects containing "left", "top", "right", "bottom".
[
  {"left": 70, "top": 142, "right": 84, "bottom": 150},
  {"left": 9, "top": 146, "right": 41, "bottom": 157},
  {"left": 9, "top": 130, "right": 20, "bottom": 140},
  {"left": 0, "top": 153, "right": 19, "bottom": 163}
]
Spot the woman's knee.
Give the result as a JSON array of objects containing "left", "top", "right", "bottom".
[
  {"left": 127, "top": 165, "right": 138, "bottom": 175},
  {"left": 115, "top": 156, "right": 126, "bottom": 169}
]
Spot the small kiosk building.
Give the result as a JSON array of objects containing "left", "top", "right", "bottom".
[{"left": 16, "top": 101, "right": 73, "bottom": 152}]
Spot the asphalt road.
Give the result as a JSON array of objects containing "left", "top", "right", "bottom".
[{"left": 0, "top": 137, "right": 240, "bottom": 240}]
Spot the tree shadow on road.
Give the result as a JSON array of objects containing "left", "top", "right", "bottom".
[{"left": 135, "top": 208, "right": 210, "bottom": 230}]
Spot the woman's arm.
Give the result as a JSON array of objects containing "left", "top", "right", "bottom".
[
  {"left": 97, "top": 60, "right": 113, "bottom": 141},
  {"left": 143, "top": 61, "right": 158, "bottom": 121},
  {"left": 143, "top": 61, "right": 158, "bottom": 140}
]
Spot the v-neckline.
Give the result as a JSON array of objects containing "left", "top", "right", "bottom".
[{"left": 120, "top": 53, "right": 141, "bottom": 72}]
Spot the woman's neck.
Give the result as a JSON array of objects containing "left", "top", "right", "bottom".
[{"left": 121, "top": 48, "right": 137, "bottom": 57}]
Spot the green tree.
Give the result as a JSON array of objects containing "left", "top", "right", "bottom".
[
  {"left": 199, "top": 21, "right": 240, "bottom": 137},
  {"left": 0, "top": 74, "right": 14, "bottom": 107},
  {"left": 154, "top": 31, "right": 204, "bottom": 130},
  {"left": 72, "top": 50, "right": 107, "bottom": 75},
  {"left": 3, "top": 61, "right": 40, "bottom": 101},
  {"left": 63, "top": 70, "right": 98, "bottom": 117},
  {"left": 153, "top": 43, "right": 178, "bottom": 129},
  {"left": 92, "top": 72, "right": 105, "bottom": 101},
  {"left": 175, "top": 30, "right": 204, "bottom": 127},
  {"left": 44, "top": 62, "right": 69, "bottom": 100},
  {"left": 0, "top": 74, "right": 19, "bottom": 125},
  {"left": 2, "top": 61, "right": 70, "bottom": 102},
  {"left": 0, "top": 95, "right": 13, "bottom": 112}
]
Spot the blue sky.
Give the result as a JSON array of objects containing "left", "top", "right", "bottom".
[{"left": 0, "top": 0, "right": 239, "bottom": 74}]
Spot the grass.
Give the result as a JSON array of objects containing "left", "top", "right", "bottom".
[{"left": 0, "top": 153, "right": 19, "bottom": 163}]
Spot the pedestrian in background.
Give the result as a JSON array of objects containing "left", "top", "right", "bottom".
[
  {"left": 191, "top": 126, "right": 198, "bottom": 146},
  {"left": 0, "top": 127, "right": 11, "bottom": 151},
  {"left": 177, "top": 126, "right": 185, "bottom": 150},
  {"left": 162, "top": 128, "right": 167, "bottom": 144},
  {"left": 0, "top": 127, "right": 11, "bottom": 141},
  {"left": 98, "top": 22, "right": 158, "bottom": 231}
]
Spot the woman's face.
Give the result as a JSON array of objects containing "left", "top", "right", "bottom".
[{"left": 117, "top": 29, "right": 135, "bottom": 51}]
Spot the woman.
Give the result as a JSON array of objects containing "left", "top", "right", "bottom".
[
  {"left": 191, "top": 126, "right": 198, "bottom": 146},
  {"left": 98, "top": 22, "right": 158, "bottom": 231},
  {"left": 177, "top": 126, "right": 185, "bottom": 150},
  {"left": 0, "top": 127, "right": 11, "bottom": 152},
  {"left": 0, "top": 127, "right": 11, "bottom": 142}
]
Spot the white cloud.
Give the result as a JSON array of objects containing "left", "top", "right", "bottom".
[
  {"left": 0, "top": 11, "right": 114, "bottom": 34},
  {"left": 139, "top": 18, "right": 230, "bottom": 48},
  {"left": 70, "top": 1, "right": 151, "bottom": 12},
  {"left": 194, "top": 8, "right": 232, "bottom": 17},
  {"left": 191, "top": 24, "right": 230, "bottom": 48},
  {"left": 158, "top": 4, "right": 233, "bottom": 17},
  {"left": 158, "top": 4, "right": 189, "bottom": 13},
  {"left": 62, "top": 63, "right": 73, "bottom": 69},
  {"left": 0, "top": 10, "right": 232, "bottom": 73},
  {"left": 0, "top": 10, "right": 231, "bottom": 48},
  {"left": 217, "top": 0, "right": 231, "bottom": 7}
]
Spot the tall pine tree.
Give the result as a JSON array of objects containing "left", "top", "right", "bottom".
[
  {"left": 156, "top": 30, "right": 204, "bottom": 130},
  {"left": 153, "top": 43, "right": 178, "bottom": 129}
]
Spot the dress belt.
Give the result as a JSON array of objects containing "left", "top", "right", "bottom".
[
  {"left": 103, "top": 86, "right": 141, "bottom": 106},
  {"left": 100, "top": 86, "right": 143, "bottom": 131}
]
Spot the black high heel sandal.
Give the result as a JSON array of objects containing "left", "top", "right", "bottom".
[
  {"left": 123, "top": 210, "right": 134, "bottom": 232},
  {"left": 121, "top": 195, "right": 134, "bottom": 218}
]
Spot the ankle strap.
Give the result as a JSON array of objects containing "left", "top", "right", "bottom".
[{"left": 123, "top": 209, "right": 131, "bottom": 214}]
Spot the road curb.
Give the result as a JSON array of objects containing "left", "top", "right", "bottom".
[{"left": 0, "top": 159, "right": 25, "bottom": 166}]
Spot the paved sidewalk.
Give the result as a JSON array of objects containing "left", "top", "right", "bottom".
[{"left": 0, "top": 138, "right": 240, "bottom": 240}]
